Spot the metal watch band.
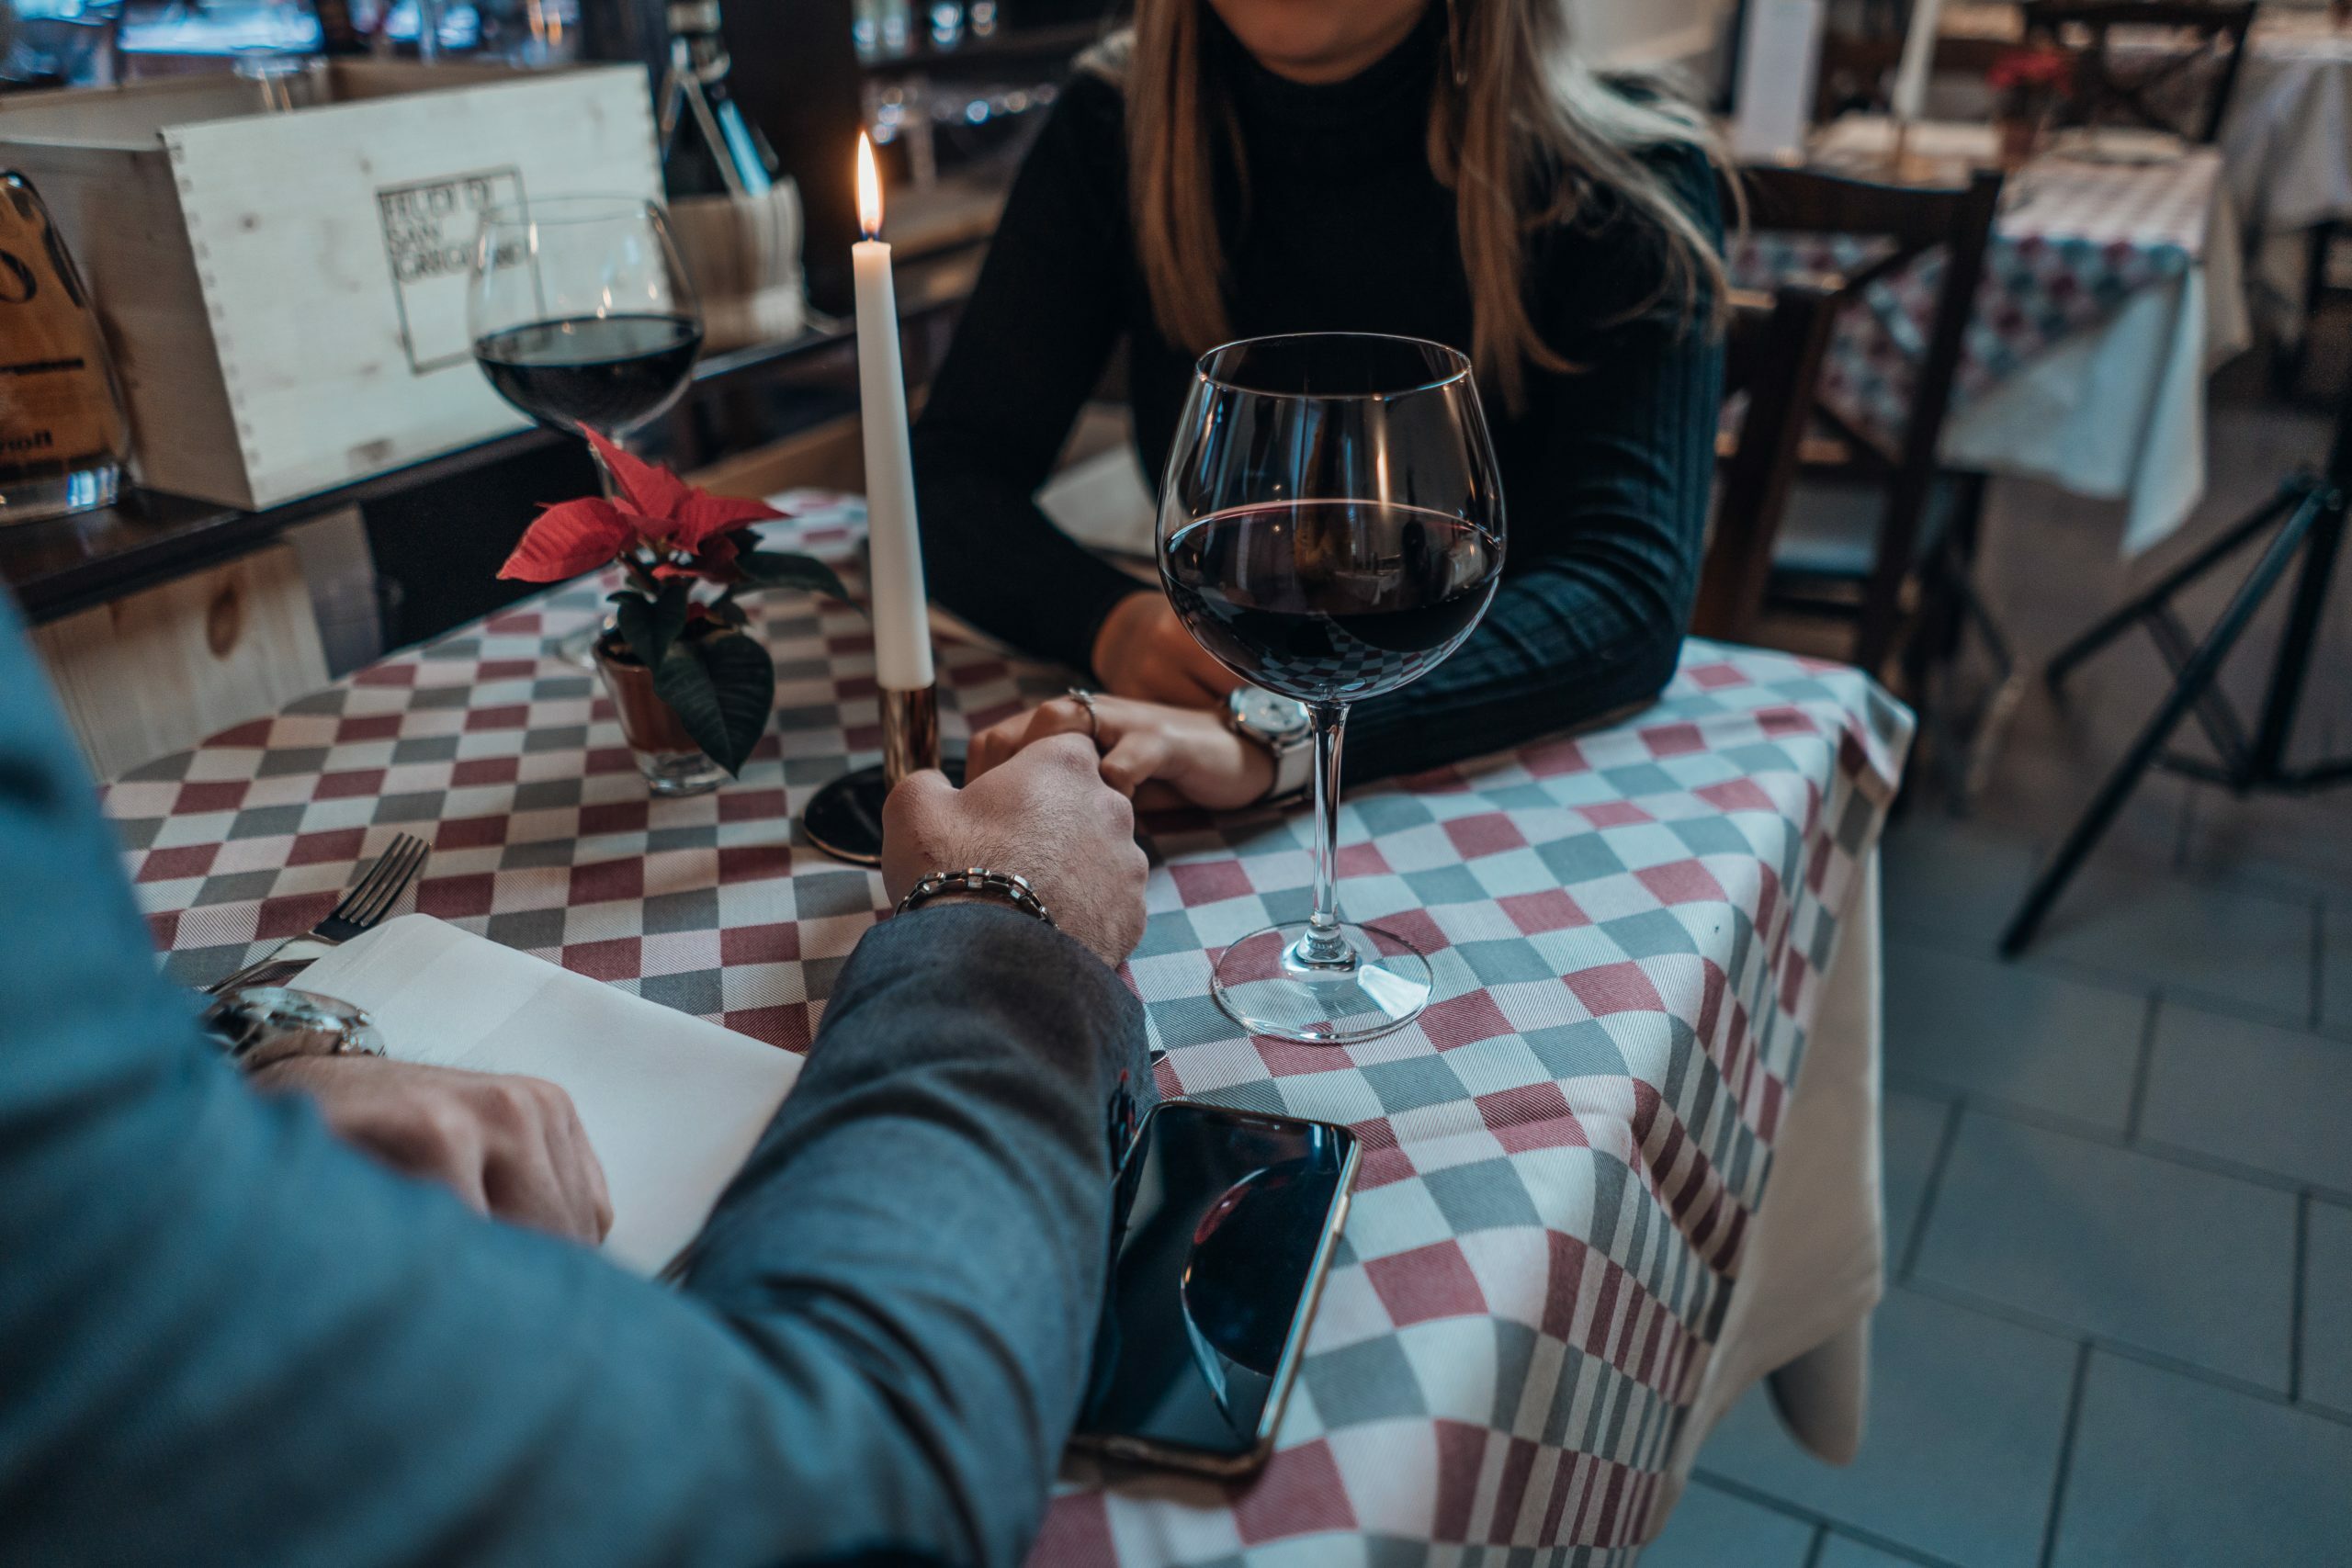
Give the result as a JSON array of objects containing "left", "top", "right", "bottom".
[{"left": 896, "top": 868, "right": 1056, "bottom": 928}]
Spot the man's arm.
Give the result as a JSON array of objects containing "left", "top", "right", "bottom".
[
  {"left": 687, "top": 905, "right": 1148, "bottom": 1562},
  {"left": 0, "top": 608, "right": 1148, "bottom": 1567}
]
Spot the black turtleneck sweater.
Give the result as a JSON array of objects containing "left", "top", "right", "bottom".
[{"left": 912, "top": 10, "right": 1724, "bottom": 782}]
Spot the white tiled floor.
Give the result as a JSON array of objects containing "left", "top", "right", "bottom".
[
  {"left": 1881, "top": 942, "right": 2145, "bottom": 1132},
  {"left": 1640, "top": 1481, "right": 1815, "bottom": 1568},
  {"left": 2048, "top": 1354, "right": 2352, "bottom": 1567},
  {"left": 2304, "top": 1199, "right": 2352, "bottom": 1419},
  {"left": 1699, "top": 1290, "right": 2081, "bottom": 1568},
  {"left": 1650, "top": 362, "right": 2352, "bottom": 1563},
  {"left": 1912, "top": 1114, "right": 2298, "bottom": 1392},
  {"left": 2140, "top": 1003, "right": 2352, "bottom": 1198}
]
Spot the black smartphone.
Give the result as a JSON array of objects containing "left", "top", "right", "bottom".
[{"left": 1072, "top": 1100, "right": 1359, "bottom": 1477}]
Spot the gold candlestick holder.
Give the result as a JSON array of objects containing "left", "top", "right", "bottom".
[{"left": 802, "top": 683, "right": 960, "bottom": 866}]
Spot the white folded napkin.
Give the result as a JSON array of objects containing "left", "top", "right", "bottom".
[{"left": 296, "top": 915, "right": 801, "bottom": 1275}]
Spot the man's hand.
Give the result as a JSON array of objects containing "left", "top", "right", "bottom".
[
  {"left": 252, "top": 1056, "right": 613, "bottom": 1246},
  {"left": 882, "top": 733, "right": 1150, "bottom": 967},
  {"left": 967, "top": 694, "right": 1274, "bottom": 809},
  {"left": 1091, "top": 592, "right": 1242, "bottom": 709}
]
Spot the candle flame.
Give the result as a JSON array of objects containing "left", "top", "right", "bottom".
[{"left": 856, "top": 131, "right": 883, "bottom": 240}]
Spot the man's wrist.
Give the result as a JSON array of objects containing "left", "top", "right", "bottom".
[
  {"left": 897, "top": 868, "right": 1055, "bottom": 928},
  {"left": 905, "top": 891, "right": 1014, "bottom": 916}
]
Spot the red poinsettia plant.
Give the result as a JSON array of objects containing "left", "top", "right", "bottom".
[
  {"left": 500, "top": 429, "right": 848, "bottom": 776},
  {"left": 1987, "top": 45, "right": 2076, "bottom": 100}
]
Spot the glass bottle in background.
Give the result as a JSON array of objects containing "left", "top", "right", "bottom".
[
  {"left": 852, "top": 0, "right": 895, "bottom": 61},
  {"left": 876, "top": 0, "right": 910, "bottom": 58},
  {"left": 926, "top": 1, "right": 961, "bottom": 51},
  {"left": 511, "top": 0, "right": 580, "bottom": 64},
  {"left": 0, "top": 173, "right": 132, "bottom": 525},
  {"left": 233, "top": 48, "right": 329, "bottom": 112},
  {"left": 312, "top": 0, "right": 370, "bottom": 53},
  {"left": 415, "top": 0, "right": 446, "bottom": 63},
  {"left": 659, "top": 0, "right": 779, "bottom": 200}
]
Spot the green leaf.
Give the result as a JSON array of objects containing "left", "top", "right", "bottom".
[
  {"left": 650, "top": 632, "right": 774, "bottom": 776},
  {"left": 613, "top": 581, "right": 692, "bottom": 671},
  {"left": 735, "top": 549, "right": 855, "bottom": 607}
]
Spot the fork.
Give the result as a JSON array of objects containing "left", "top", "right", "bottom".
[{"left": 204, "top": 833, "right": 433, "bottom": 996}]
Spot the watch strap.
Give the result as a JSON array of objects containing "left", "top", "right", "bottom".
[
  {"left": 1227, "top": 689, "right": 1314, "bottom": 802},
  {"left": 1267, "top": 732, "right": 1314, "bottom": 799}
]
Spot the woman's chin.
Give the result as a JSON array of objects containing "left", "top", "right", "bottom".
[{"left": 1207, "top": 0, "right": 1426, "bottom": 85}]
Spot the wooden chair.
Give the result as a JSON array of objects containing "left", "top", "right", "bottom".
[
  {"left": 2022, "top": 1, "right": 2260, "bottom": 145},
  {"left": 1696, "top": 279, "right": 1841, "bottom": 644},
  {"left": 1741, "top": 163, "right": 2007, "bottom": 676}
]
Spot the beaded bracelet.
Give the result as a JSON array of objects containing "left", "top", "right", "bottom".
[{"left": 896, "top": 868, "right": 1056, "bottom": 928}]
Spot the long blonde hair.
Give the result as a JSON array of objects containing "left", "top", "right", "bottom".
[{"left": 1084, "top": 0, "right": 1730, "bottom": 412}]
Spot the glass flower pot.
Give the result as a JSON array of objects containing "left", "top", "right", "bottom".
[{"left": 593, "top": 631, "right": 729, "bottom": 797}]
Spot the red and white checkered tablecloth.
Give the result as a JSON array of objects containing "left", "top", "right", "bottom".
[
  {"left": 1730, "top": 131, "right": 2225, "bottom": 460},
  {"left": 105, "top": 502, "right": 1913, "bottom": 1564}
]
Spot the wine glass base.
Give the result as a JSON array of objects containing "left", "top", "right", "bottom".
[{"left": 1210, "top": 922, "right": 1432, "bottom": 1045}]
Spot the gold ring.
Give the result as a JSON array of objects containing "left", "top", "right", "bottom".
[{"left": 1065, "top": 686, "right": 1102, "bottom": 743}]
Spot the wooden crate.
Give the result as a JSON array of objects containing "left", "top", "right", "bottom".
[{"left": 0, "top": 62, "right": 661, "bottom": 510}]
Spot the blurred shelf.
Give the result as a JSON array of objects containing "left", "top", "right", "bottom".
[
  {"left": 859, "top": 19, "right": 1102, "bottom": 74},
  {"left": 0, "top": 247, "right": 980, "bottom": 626}
]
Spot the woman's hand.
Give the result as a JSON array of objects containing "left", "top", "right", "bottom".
[
  {"left": 1090, "top": 592, "right": 1241, "bottom": 709},
  {"left": 968, "top": 694, "right": 1274, "bottom": 809}
]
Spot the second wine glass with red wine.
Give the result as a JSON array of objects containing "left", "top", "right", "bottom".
[
  {"left": 1159, "top": 333, "right": 1506, "bottom": 1044},
  {"left": 469, "top": 195, "right": 705, "bottom": 663}
]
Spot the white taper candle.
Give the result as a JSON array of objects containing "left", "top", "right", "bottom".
[
  {"left": 1891, "top": 0, "right": 1945, "bottom": 126},
  {"left": 852, "top": 132, "right": 935, "bottom": 693}
]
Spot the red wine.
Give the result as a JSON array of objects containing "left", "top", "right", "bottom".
[
  {"left": 1162, "top": 502, "right": 1502, "bottom": 704},
  {"left": 473, "top": 313, "right": 704, "bottom": 434}
]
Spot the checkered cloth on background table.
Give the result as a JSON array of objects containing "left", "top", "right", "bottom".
[
  {"left": 105, "top": 502, "right": 1913, "bottom": 1565},
  {"left": 1730, "top": 146, "right": 2223, "bottom": 461}
]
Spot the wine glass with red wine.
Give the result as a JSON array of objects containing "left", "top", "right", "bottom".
[
  {"left": 1159, "top": 333, "right": 1505, "bottom": 1044},
  {"left": 469, "top": 196, "right": 704, "bottom": 662}
]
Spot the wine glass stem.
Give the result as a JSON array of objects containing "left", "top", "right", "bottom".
[
  {"left": 1295, "top": 702, "right": 1355, "bottom": 972},
  {"left": 584, "top": 430, "right": 621, "bottom": 499}
]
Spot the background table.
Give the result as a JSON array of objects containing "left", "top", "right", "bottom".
[
  {"left": 1736, "top": 118, "right": 2250, "bottom": 554},
  {"left": 106, "top": 502, "right": 1912, "bottom": 1562},
  {"left": 2203, "top": 9, "right": 2352, "bottom": 236},
  {"left": 1942, "top": 2, "right": 2352, "bottom": 234},
  {"left": 2208, "top": 10, "right": 2352, "bottom": 349},
  {"left": 1944, "top": 2, "right": 2349, "bottom": 347}
]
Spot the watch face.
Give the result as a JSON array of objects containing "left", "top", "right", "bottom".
[{"left": 1234, "top": 687, "right": 1311, "bottom": 740}]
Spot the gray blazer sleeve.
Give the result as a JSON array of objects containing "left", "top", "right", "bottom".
[{"left": 0, "top": 598, "right": 1150, "bottom": 1568}]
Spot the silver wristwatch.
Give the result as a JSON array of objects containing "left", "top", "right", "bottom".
[
  {"left": 1227, "top": 686, "right": 1313, "bottom": 801},
  {"left": 200, "top": 986, "right": 386, "bottom": 1074}
]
